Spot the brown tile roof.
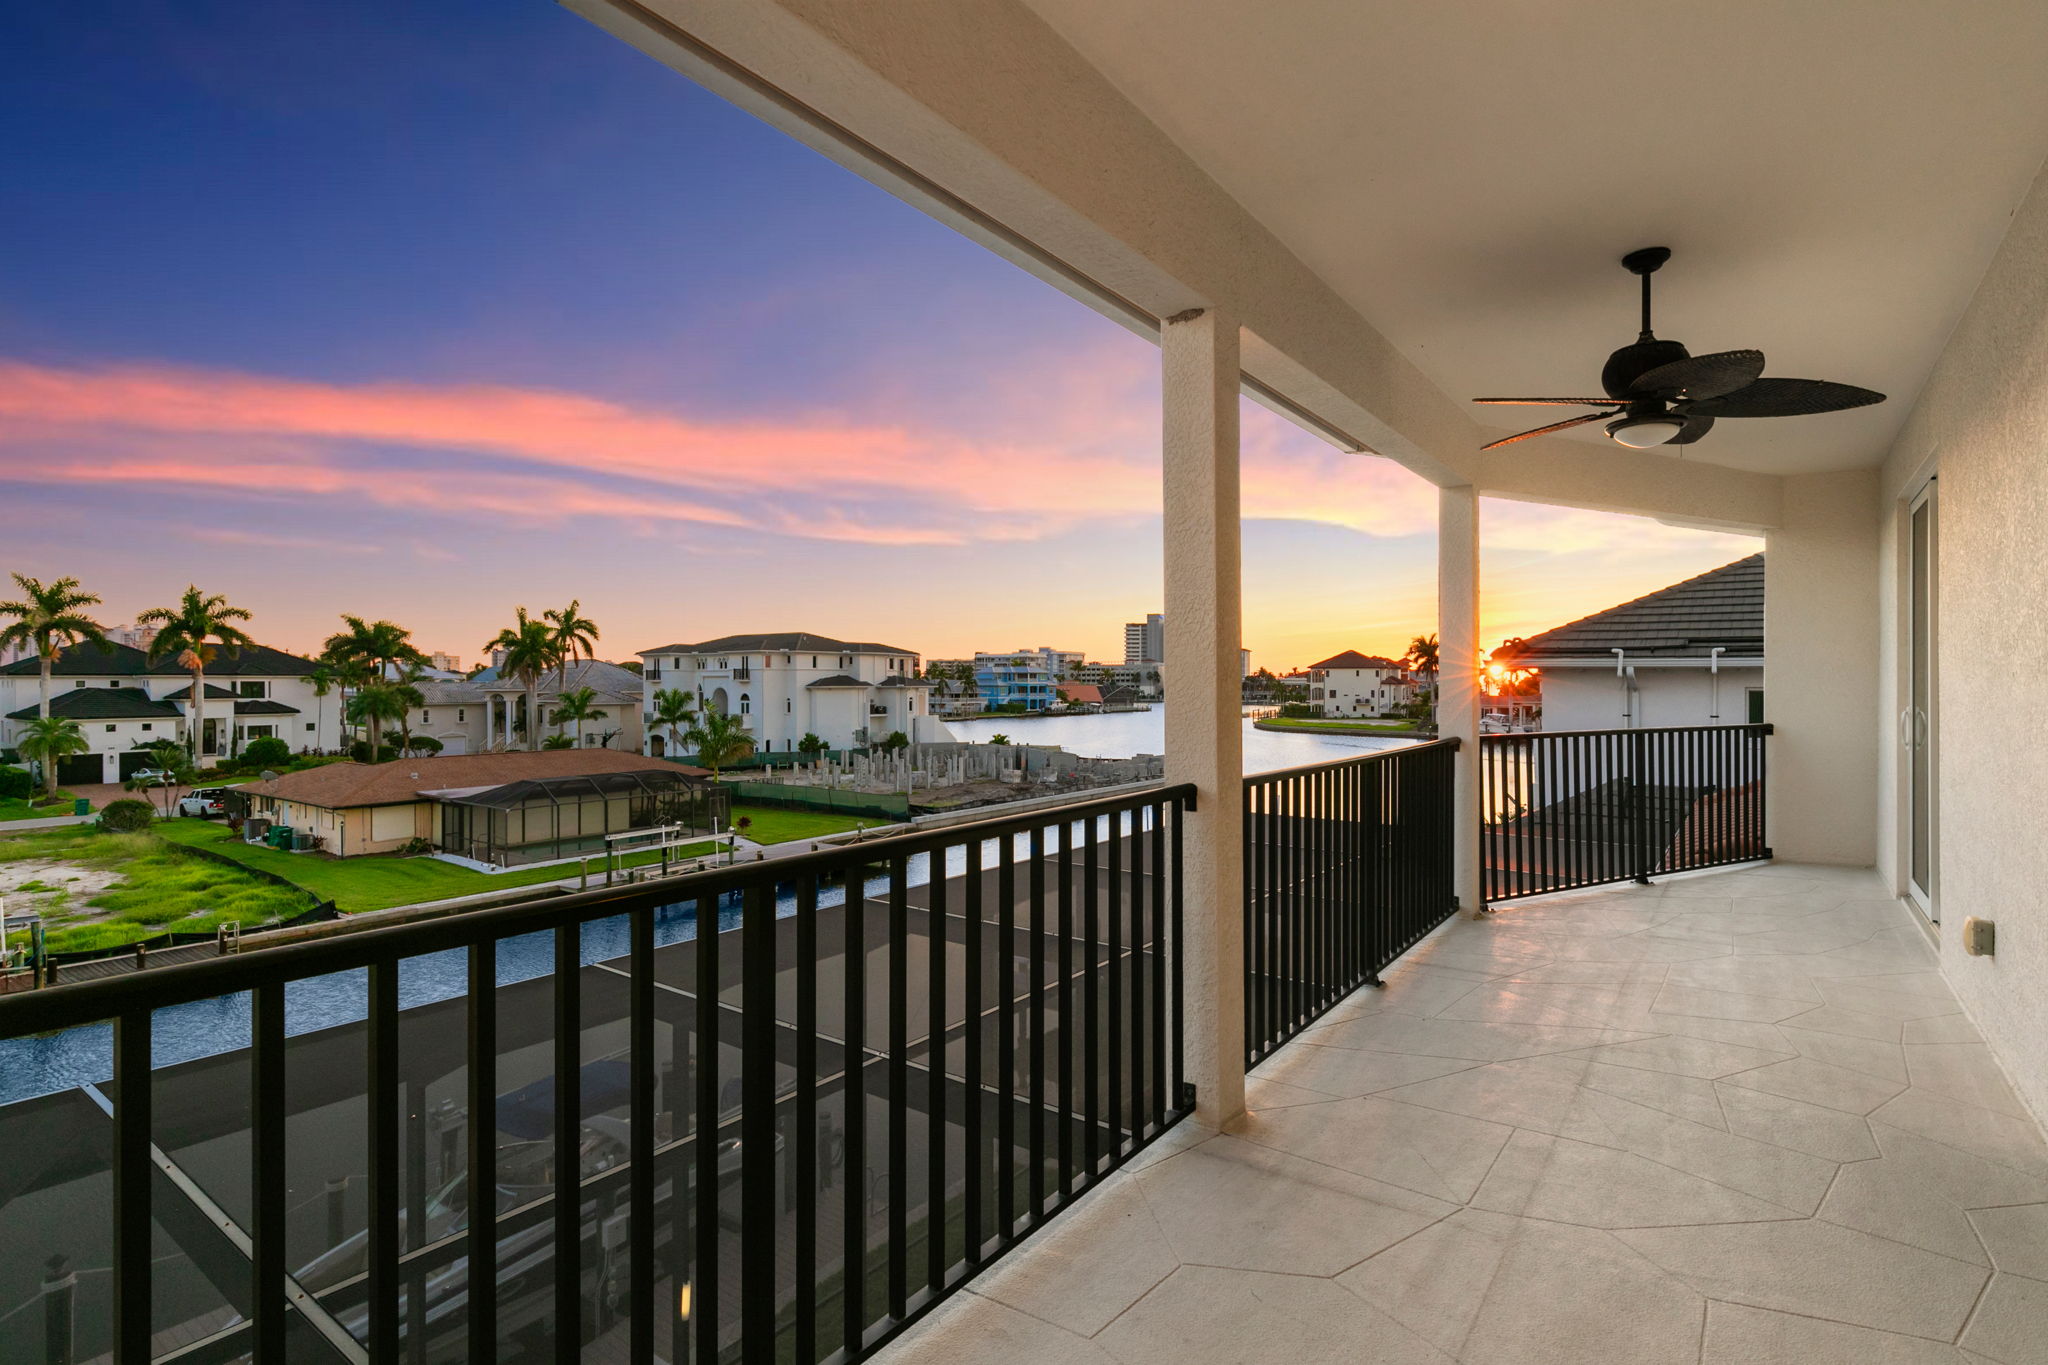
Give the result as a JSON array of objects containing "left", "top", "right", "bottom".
[
  {"left": 239, "top": 749, "right": 707, "bottom": 810},
  {"left": 1307, "top": 650, "right": 1402, "bottom": 671}
]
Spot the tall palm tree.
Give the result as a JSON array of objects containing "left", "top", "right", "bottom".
[
  {"left": 544, "top": 600, "right": 600, "bottom": 695},
  {"left": 0, "top": 575, "right": 109, "bottom": 719},
  {"left": 650, "top": 687, "right": 698, "bottom": 757},
  {"left": 17, "top": 716, "right": 89, "bottom": 796},
  {"left": 551, "top": 686, "right": 599, "bottom": 748},
  {"left": 323, "top": 615, "right": 430, "bottom": 682},
  {"left": 683, "top": 709, "right": 755, "bottom": 778},
  {"left": 345, "top": 678, "right": 422, "bottom": 761},
  {"left": 138, "top": 587, "right": 255, "bottom": 761},
  {"left": 483, "top": 609, "right": 560, "bottom": 752},
  {"left": 303, "top": 658, "right": 359, "bottom": 747}
]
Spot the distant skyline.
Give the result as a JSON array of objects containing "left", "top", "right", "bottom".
[{"left": 2, "top": 2, "right": 1759, "bottom": 674}]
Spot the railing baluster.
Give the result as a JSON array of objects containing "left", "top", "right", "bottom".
[
  {"left": 963, "top": 838, "right": 984, "bottom": 1267},
  {"left": 1056, "top": 820, "right": 1074, "bottom": 1199},
  {"left": 253, "top": 982, "right": 289, "bottom": 1361},
  {"left": 1149, "top": 802, "right": 1167, "bottom": 1132},
  {"left": 112, "top": 1007, "right": 152, "bottom": 1365},
  {"left": 741, "top": 882, "right": 776, "bottom": 1353},
  {"left": 841, "top": 879, "right": 866, "bottom": 1357},
  {"left": 795, "top": 873, "right": 819, "bottom": 1365},
  {"left": 997, "top": 832, "right": 1017, "bottom": 1236},
  {"left": 1107, "top": 807, "right": 1125, "bottom": 1163},
  {"left": 553, "top": 923, "right": 582, "bottom": 1353},
  {"left": 630, "top": 905, "right": 656, "bottom": 1362},
  {"left": 888, "top": 856, "right": 908, "bottom": 1322},
  {"left": 366, "top": 961, "right": 400, "bottom": 1363},
  {"left": 1028, "top": 825, "right": 1046, "bottom": 1224},
  {"left": 464, "top": 943, "right": 496, "bottom": 1363},
  {"left": 1082, "top": 815, "right": 1100, "bottom": 1182},
  {"left": 927, "top": 847, "right": 947, "bottom": 1298},
  {"left": 696, "top": 892, "right": 721, "bottom": 1365}
]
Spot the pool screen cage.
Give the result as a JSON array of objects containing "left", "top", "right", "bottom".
[{"left": 437, "top": 769, "right": 731, "bottom": 867}]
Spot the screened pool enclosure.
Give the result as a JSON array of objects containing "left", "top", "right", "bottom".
[{"left": 434, "top": 768, "right": 730, "bottom": 867}]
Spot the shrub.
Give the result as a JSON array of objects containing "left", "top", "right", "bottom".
[
  {"left": 98, "top": 799, "right": 157, "bottom": 833},
  {"left": 349, "top": 740, "right": 398, "bottom": 764},
  {"left": 242, "top": 736, "right": 292, "bottom": 769},
  {"left": 1279, "top": 702, "right": 1317, "bottom": 719},
  {"left": 0, "top": 766, "right": 31, "bottom": 801}
]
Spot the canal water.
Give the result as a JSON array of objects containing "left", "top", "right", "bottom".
[{"left": 1, "top": 712, "right": 1411, "bottom": 1105}]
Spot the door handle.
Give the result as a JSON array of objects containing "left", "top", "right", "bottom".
[{"left": 1899, "top": 709, "right": 1913, "bottom": 749}]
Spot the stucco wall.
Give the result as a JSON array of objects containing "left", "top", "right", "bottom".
[
  {"left": 1876, "top": 155, "right": 2048, "bottom": 1124},
  {"left": 1540, "top": 666, "right": 1764, "bottom": 734},
  {"left": 1764, "top": 471, "right": 1880, "bottom": 865}
]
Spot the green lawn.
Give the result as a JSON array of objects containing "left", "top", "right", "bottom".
[
  {"left": 1256, "top": 716, "right": 1420, "bottom": 732},
  {"left": 0, "top": 826, "right": 313, "bottom": 954},
  {"left": 729, "top": 804, "right": 884, "bottom": 844},
  {"left": 154, "top": 820, "right": 721, "bottom": 914},
  {"left": 0, "top": 789, "right": 83, "bottom": 822}
]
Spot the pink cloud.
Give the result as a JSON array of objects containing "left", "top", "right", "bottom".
[{"left": 0, "top": 358, "right": 1437, "bottom": 542}]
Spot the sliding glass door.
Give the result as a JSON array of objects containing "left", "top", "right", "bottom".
[{"left": 1907, "top": 479, "right": 1937, "bottom": 918}]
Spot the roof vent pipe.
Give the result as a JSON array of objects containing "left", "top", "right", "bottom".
[
  {"left": 1613, "top": 649, "right": 1631, "bottom": 726},
  {"left": 1708, "top": 647, "right": 1726, "bottom": 721}
]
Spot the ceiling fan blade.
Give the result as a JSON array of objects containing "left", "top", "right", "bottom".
[
  {"left": 1685, "top": 377, "right": 1887, "bottom": 418},
  {"left": 1472, "top": 397, "right": 1617, "bottom": 406},
  {"left": 1629, "top": 349, "right": 1765, "bottom": 401},
  {"left": 1478, "top": 409, "right": 1616, "bottom": 450},
  {"left": 1669, "top": 413, "right": 1715, "bottom": 445}
]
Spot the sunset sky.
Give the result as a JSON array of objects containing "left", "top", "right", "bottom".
[{"left": 4, "top": 1, "right": 1759, "bottom": 672}]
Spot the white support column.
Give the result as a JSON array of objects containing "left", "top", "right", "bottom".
[
  {"left": 1438, "top": 485, "right": 1483, "bottom": 912},
  {"left": 1162, "top": 306, "right": 1245, "bottom": 1127}
]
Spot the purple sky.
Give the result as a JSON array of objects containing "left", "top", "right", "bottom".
[{"left": 1, "top": 1, "right": 1758, "bottom": 672}]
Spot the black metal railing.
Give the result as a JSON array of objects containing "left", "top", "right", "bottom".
[
  {"left": 1242, "top": 740, "right": 1460, "bottom": 1066},
  {"left": 1481, "top": 723, "right": 1771, "bottom": 904},
  {"left": 0, "top": 784, "right": 1193, "bottom": 1364}
]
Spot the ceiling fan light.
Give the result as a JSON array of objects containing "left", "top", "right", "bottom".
[{"left": 1607, "top": 416, "right": 1685, "bottom": 448}]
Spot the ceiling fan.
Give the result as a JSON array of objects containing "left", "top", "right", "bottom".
[{"left": 1472, "top": 247, "right": 1886, "bottom": 451}]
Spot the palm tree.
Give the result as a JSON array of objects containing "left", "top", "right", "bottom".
[
  {"left": 988, "top": 733, "right": 1012, "bottom": 746},
  {"left": 541, "top": 734, "right": 576, "bottom": 750},
  {"left": 551, "top": 686, "right": 599, "bottom": 748},
  {"left": 0, "top": 575, "right": 109, "bottom": 719},
  {"left": 346, "top": 677, "right": 422, "bottom": 761},
  {"left": 17, "top": 715, "right": 89, "bottom": 796},
  {"left": 303, "top": 658, "right": 359, "bottom": 747},
  {"left": 126, "top": 739, "right": 195, "bottom": 816},
  {"left": 683, "top": 709, "right": 755, "bottom": 777},
  {"left": 483, "top": 608, "right": 560, "bottom": 752},
  {"left": 544, "top": 601, "right": 601, "bottom": 695},
  {"left": 138, "top": 586, "right": 255, "bottom": 761},
  {"left": 651, "top": 687, "right": 698, "bottom": 757},
  {"left": 323, "top": 616, "right": 430, "bottom": 682}
]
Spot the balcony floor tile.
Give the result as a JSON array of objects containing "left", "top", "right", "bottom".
[{"left": 874, "top": 863, "right": 2048, "bottom": 1365}]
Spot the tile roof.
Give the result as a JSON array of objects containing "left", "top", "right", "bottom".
[
  {"left": 0, "top": 639, "right": 318, "bottom": 679},
  {"left": 6, "top": 687, "right": 182, "bottom": 721},
  {"left": 467, "top": 659, "right": 642, "bottom": 701},
  {"left": 1502, "top": 555, "right": 1764, "bottom": 662},
  {"left": 237, "top": 749, "right": 704, "bottom": 810},
  {"left": 1308, "top": 650, "right": 1402, "bottom": 671},
  {"left": 639, "top": 632, "right": 918, "bottom": 657},
  {"left": 233, "top": 699, "right": 300, "bottom": 716},
  {"left": 805, "top": 674, "right": 868, "bottom": 689}
]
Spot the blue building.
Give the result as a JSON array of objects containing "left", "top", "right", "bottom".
[{"left": 973, "top": 657, "right": 1056, "bottom": 711}]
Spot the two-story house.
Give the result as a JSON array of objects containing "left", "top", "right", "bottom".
[
  {"left": 1306, "top": 650, "right": 1415, "bottom": 718},
  {"left": 415, "top": 660, "right": 646, "bottom": 754},
  {"left": 0, "top": 639, "right": 340, "bottom": 782},
  {"left": 636, "top": 632, "right": 944, "bottom": 755}
]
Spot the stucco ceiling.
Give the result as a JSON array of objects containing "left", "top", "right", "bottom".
[{"left": 1019, "top": 0, "right": 2048, "bottom": 474}]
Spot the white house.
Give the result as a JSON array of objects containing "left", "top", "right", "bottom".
[
  {"left": 1305, "top": 650, "right": 1414, "bottom": 717},
  {"left": 425, "top": 660, "right": 647, "bottom": 755},
  {"left": 636, "top": 632, "right": 946, "bottom": 755},
  {"left": 0, "top": 639, "right": 341, "bottom": 782},
  {"left": 1500, "top": 555, "right": 1765, "bottom": 732}
]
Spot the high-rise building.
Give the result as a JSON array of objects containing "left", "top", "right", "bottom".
[{"left": 1122, "top": 613, "right": 1164, "bottom": 665}]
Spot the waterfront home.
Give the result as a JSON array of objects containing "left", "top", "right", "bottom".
[
  {"left": 0, "top": 638, "right": 340, "bottom": 779},
  {"left": 972, "top": 655, "right": 1056, "bottom": 712},
  {"left": 636, "top": 631, "right": 944, "bottom": 754},
  {"left": 234, "top": 748, "right": 718, "bottom": 863},
  {"left": 1304, "top": 649, "right": 1414, "bottom": 718},
  {"left": 417, "top": 660, "right": 645, "bottom": 754},
  {"left": 1499, "top": 555, "right": 1765, "bottom": 731}
]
